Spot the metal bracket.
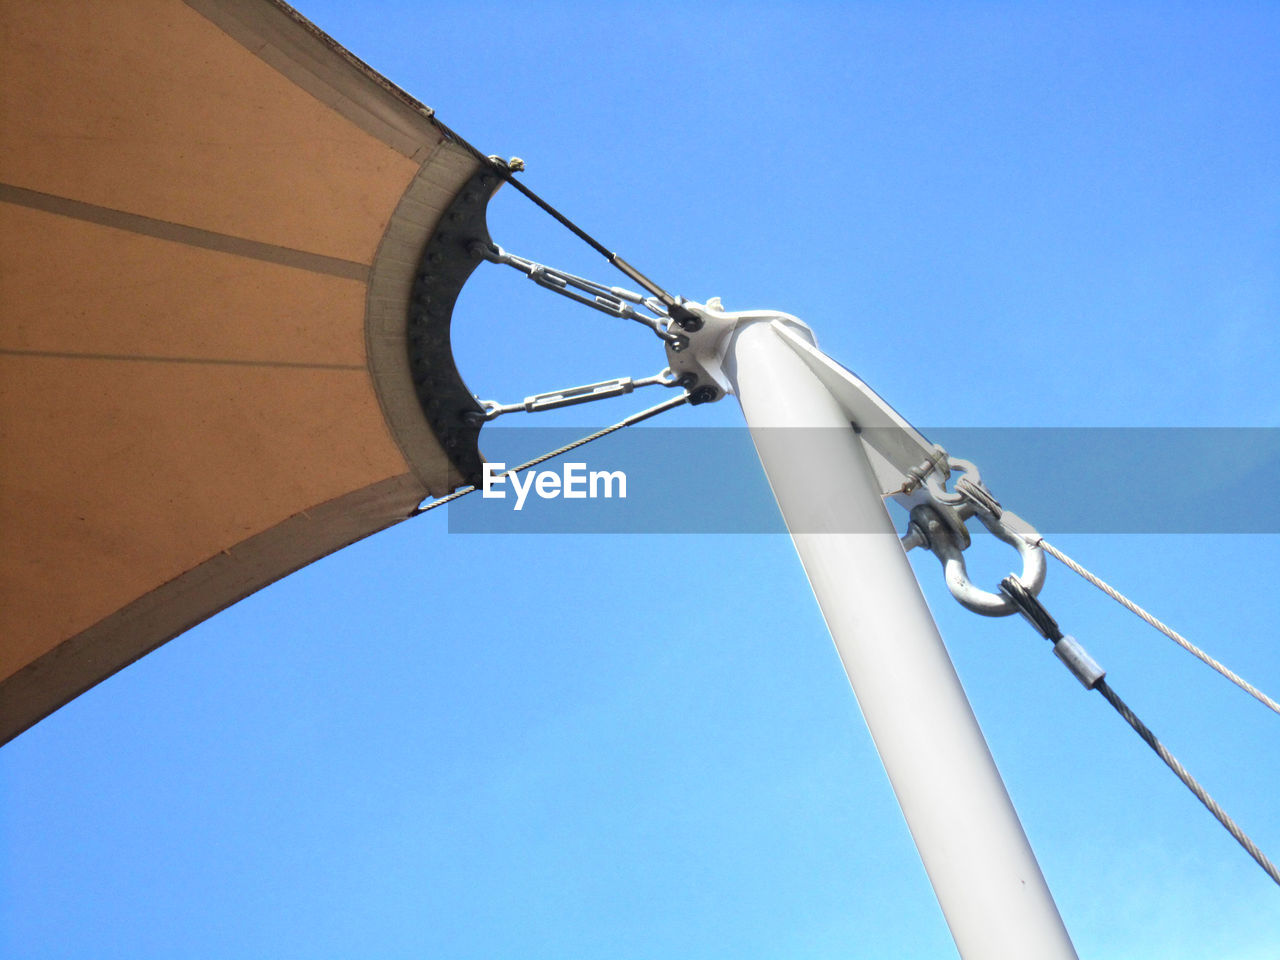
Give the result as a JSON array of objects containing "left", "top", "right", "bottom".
[
  {"left": 757, "top": 321, "right": 1048, "bottom": 617},
  {"left": 769, "top": 322, "right": 942, "bottom": 500},
  {"left": 406, "top": 165, "right": 507, "bottom": 486},
  {"left": 664, "top": 300, "right": 815, "bottom": 405}
]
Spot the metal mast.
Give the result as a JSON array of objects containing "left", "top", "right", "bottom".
[{"left": 666, "top": 304, "right": 1078, "bottom": 959}]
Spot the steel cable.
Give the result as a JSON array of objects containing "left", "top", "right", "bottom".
[
  {"left": 431, "top": 118, "right": 689, "bottom": 314},
  {"left": 999, "top": 576, "right": 1280, "bottom": 888},
  {"left": 1033, "top": 537, "right": 1280, "bottom": 717},
  {"left": 410, "top": 394, "right": 689, "bottom": 516},
  {"left": 1094, "top": 679, "right": 1280, "bottom": 887}
]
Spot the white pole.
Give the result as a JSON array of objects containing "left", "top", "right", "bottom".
[{"left": 724, "top": 319, "right": 1077, "bottom": 959}]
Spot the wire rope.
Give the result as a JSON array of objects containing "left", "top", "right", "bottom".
[
  {"left": 998, "top": 577, "right": 1279, "bottom": 888},
  {"left": 1094, "top": 679, "right": 1280, "bottom": 886},
  {"left": 410, "top": 394, "right": 689, "bottom": 516},
  {"left": 1032, "top": 537, "right": 1280, "bottom": 717}
]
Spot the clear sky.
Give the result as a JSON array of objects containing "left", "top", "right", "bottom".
[{"left": 3, "top": 2, "right": 1279, "bottom": 957}]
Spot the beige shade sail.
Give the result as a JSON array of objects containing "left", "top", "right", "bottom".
[{"left": 0, "top": 0, "right": 496, "bottom": 743}]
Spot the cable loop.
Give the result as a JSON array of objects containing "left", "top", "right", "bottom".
[{"left": 999, "top": 576, "right": 1062, "bottom": 640}]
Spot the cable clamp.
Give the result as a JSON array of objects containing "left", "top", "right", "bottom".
[{"left": 999, "top": 578, "right": 1105, "bottom": 688}]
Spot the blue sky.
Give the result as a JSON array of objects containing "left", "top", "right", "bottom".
[{"left": 3, "top": 2, "right": 1279, "bottom": 957}]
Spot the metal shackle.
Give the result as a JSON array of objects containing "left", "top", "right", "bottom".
[
  {"left": 905, "top": 483, "right": 1047, "bottom": 617},
  {"left": 939, "top": 509, "right": 1046, "bottom": 616}
]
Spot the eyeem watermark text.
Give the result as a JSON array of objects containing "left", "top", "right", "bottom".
[{"left": 482, "top": 462, "right": 627, "bottom": 510}]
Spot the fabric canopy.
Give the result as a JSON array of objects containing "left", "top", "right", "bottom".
[{"left": 0, "top": 0, "right": 489, "bottom": 742}]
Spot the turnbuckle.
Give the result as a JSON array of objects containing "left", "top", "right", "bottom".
[
  {"left": 476, "top": 243, "right": 681, "bottom": 344},
  {"left": 478, "top": 369, "right": 681, "bottom": 420}
]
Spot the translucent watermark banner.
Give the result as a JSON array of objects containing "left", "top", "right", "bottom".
[{"left": 445, "top": 427, "right": 1280, "bottom": 534}]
